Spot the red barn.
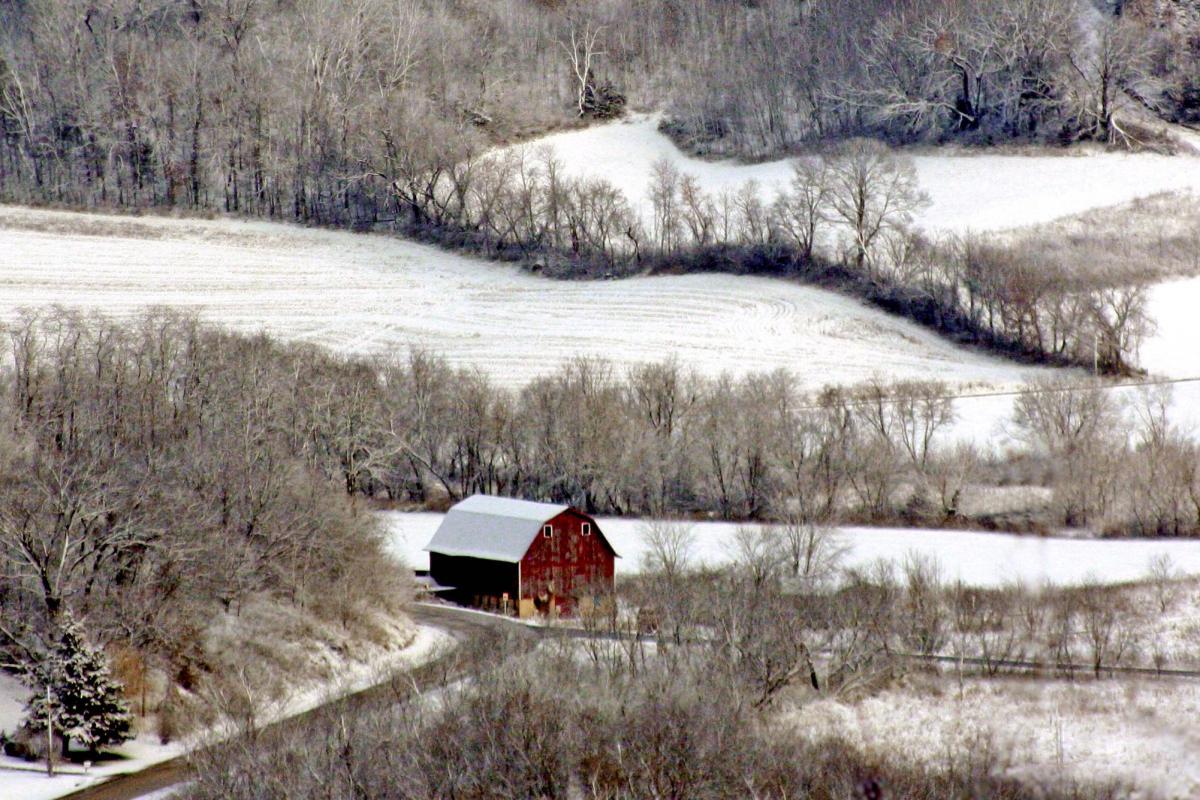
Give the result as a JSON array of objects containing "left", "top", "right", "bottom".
[{"left": 424, "top": 495, "right": 618, "bottom": 617}]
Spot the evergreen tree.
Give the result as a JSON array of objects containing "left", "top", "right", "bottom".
[{"left": 22, "top": 614, "right": 133, "bottom": 756}]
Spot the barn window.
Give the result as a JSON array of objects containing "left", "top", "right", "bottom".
[
  {"left": 543, "top": 524, "right": 553, "bottom": 538},
  {"left": 582, "top": 522, "right": 591, "bottom": 536}
]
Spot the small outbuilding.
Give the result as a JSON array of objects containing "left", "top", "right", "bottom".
[{"left": 424, "top": 494, "right": 618, "bottom": 617}]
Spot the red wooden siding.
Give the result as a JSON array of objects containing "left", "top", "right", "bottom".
[{"left": 520, "top": 510, "right": 614, "bottom": 613}]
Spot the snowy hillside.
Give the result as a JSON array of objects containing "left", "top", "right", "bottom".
[
  {"left": 0, "top": 625, "right": 449, "bottom": 800},
  {"left": 1142, "top": 277, "right": 1200, "bottom": 378},
  {"left": 0, "top": 207, "right": 1039, "bottom": 390},
  {"left": 522, "top": 114, "right": 1200, "bottom": 233}
]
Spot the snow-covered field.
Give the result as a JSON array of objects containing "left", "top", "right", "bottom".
[
  {"left": 0, "top": 206, "right": 1039, "bottom": 390},
  {"left": 522, "top": 115, "right": 1200, "bottom": 389},
  {"left": 383, "top": 511, "right": 1200, "bottom": 587},
  {"left": 525, "top": 114, "right": 1200, "bottom": 234},
  {"left": 2, "top": 112, "right": 1198, "bottom": 395},
  {"left": 1142, "top": 277, "right": 1200, "bottom": 379},
  {"left": 790, "top": 675, "right": 1200, "bottom": 799},
  {"left": 0, "top": 624, "right": 451, "bottom": 800}
]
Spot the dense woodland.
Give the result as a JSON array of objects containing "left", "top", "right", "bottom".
[
  {"left": 1, "top": 0, "right": 1197, "bottom": 218},
  {"left": 0, "top": 312, "right": 401, "bottom": 718}
]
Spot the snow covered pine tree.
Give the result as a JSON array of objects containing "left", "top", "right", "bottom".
[{"left": 22, "top": 613, "right": 133, "bottom": 757}]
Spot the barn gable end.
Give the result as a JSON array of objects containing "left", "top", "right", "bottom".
[{"left": 520, "top": 509, "right": 616, "bottom": 615}]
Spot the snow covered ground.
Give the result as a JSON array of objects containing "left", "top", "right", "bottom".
[
  {"left": 383, "top": 511, "right": 1200, "bottom": 587},
  {"left": 258, "top": 623, "right": 452, "bottom": 723},
  {"left": 1142, "top": 277, "right": 1200, "bottom": 379},
  {"left": 1, "top": 125, "right": 1197, "bottom": 403},
  {"left": 1, "top": 114, "right": 1198, "bottom": 395},
  {"left": 788, "top": 674, "right": 1200, "bottom": 799},
  {"left": 0, "top": 206, "right": 1040, "bottom": 391},
  {"left": 0, "top": 624, "right": 451, "bottom": 800},
  {"left": 0, "top": 672, "right": 23, "bottom": 736},
  {"left": 524, "top": 114, "right": 1200, "bottom": 234},
  {"left": 519, "top": 116, "right": 1200, "bottom": 395}
]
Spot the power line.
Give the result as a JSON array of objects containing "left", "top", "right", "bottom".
[
  {"left": 793, "top": 374, "right": 1200, "bottom": 413},
  {"left": 942, "top": 374, "right": 1200, "bottom": 404}
]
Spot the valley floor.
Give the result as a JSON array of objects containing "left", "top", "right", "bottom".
[{"left": 383, "top": 511, "right": 1200, "bottom": 587}]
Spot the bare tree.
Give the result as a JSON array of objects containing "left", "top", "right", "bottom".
[
  {"left": 1011, "top": 379, "right": 1124, "bottom": 526},
  {"left": 1067, "top": 15, "right": 1152, "bottom": 146},
  {"left": 560, "top": 22, "right": 605, "bottom": 118},
  {"left": 900, "top": 552, "right": 946, "bottom": 656},
  {"left": 1146, "top": 553, "right": 1179, "bottom": 614},
  {"left": 1078, "top": 579, "right": 1139, "bottom": 677},
  {"left": 640, "top": 521, "right": 697, "bottom": 581},
  {"left": 728, "top": 525, "right": 786, "bottom": 589},
  {"left": 826, "top": 139, "right": 927, "bottom": 275},
  {"left": 772, "top": 158, "right": 830, "bottom": 262},
  {"left": 949, "top": 582, "right": 1023, "bottom": 677},
  {"left": 648, "top": 157, "right": 682, "bottom": 255},
  {"left": 679, "top": 174, "right": 716, "bottom": 247},
  {"left": 1087, "top": 282, "right": 1152, "bottom": 375},
  {"left": 778, "top": 517, "right": 845, "bottom": 588}
]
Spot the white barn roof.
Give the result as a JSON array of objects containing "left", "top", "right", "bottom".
[{"left": 424, "top": 495, "right": 571, "bottom": 563}]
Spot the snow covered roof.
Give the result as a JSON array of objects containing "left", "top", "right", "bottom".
[{"left": 424, "top": 495, "right": 571, "bottom": 563}]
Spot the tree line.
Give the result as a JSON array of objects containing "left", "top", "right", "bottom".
[
  {"left": 0, "top": 0, "right": 1190, "bottom": 220},
  {"left": 3, "top": 310, "right": 1175, "bottom": 537},
  {"left": 665, "top": 0, "right": 1195, "bottom": 157},
  {"left": 295, "top": 337, "right": 1200, "bottom": 538},
  {"left": 0, "top": 308, "right": 1191, "bottom": 670},
  {"left": 397, "top": 136, "right": 1150, "bottom": 373},
  {"left": 631, "top": 522, "right": 1186, "bottom": 686}
]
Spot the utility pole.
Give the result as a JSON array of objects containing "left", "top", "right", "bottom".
[{"left": 46, "top": 682, "right": 53, "bottom": 778}]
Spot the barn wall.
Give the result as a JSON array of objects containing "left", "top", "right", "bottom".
[
  {"left": 520, "top": 510, "right": 615, "bottom": 613},
  {"left": 429, "top": 553, "right": 519, "bottom": 612}
]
